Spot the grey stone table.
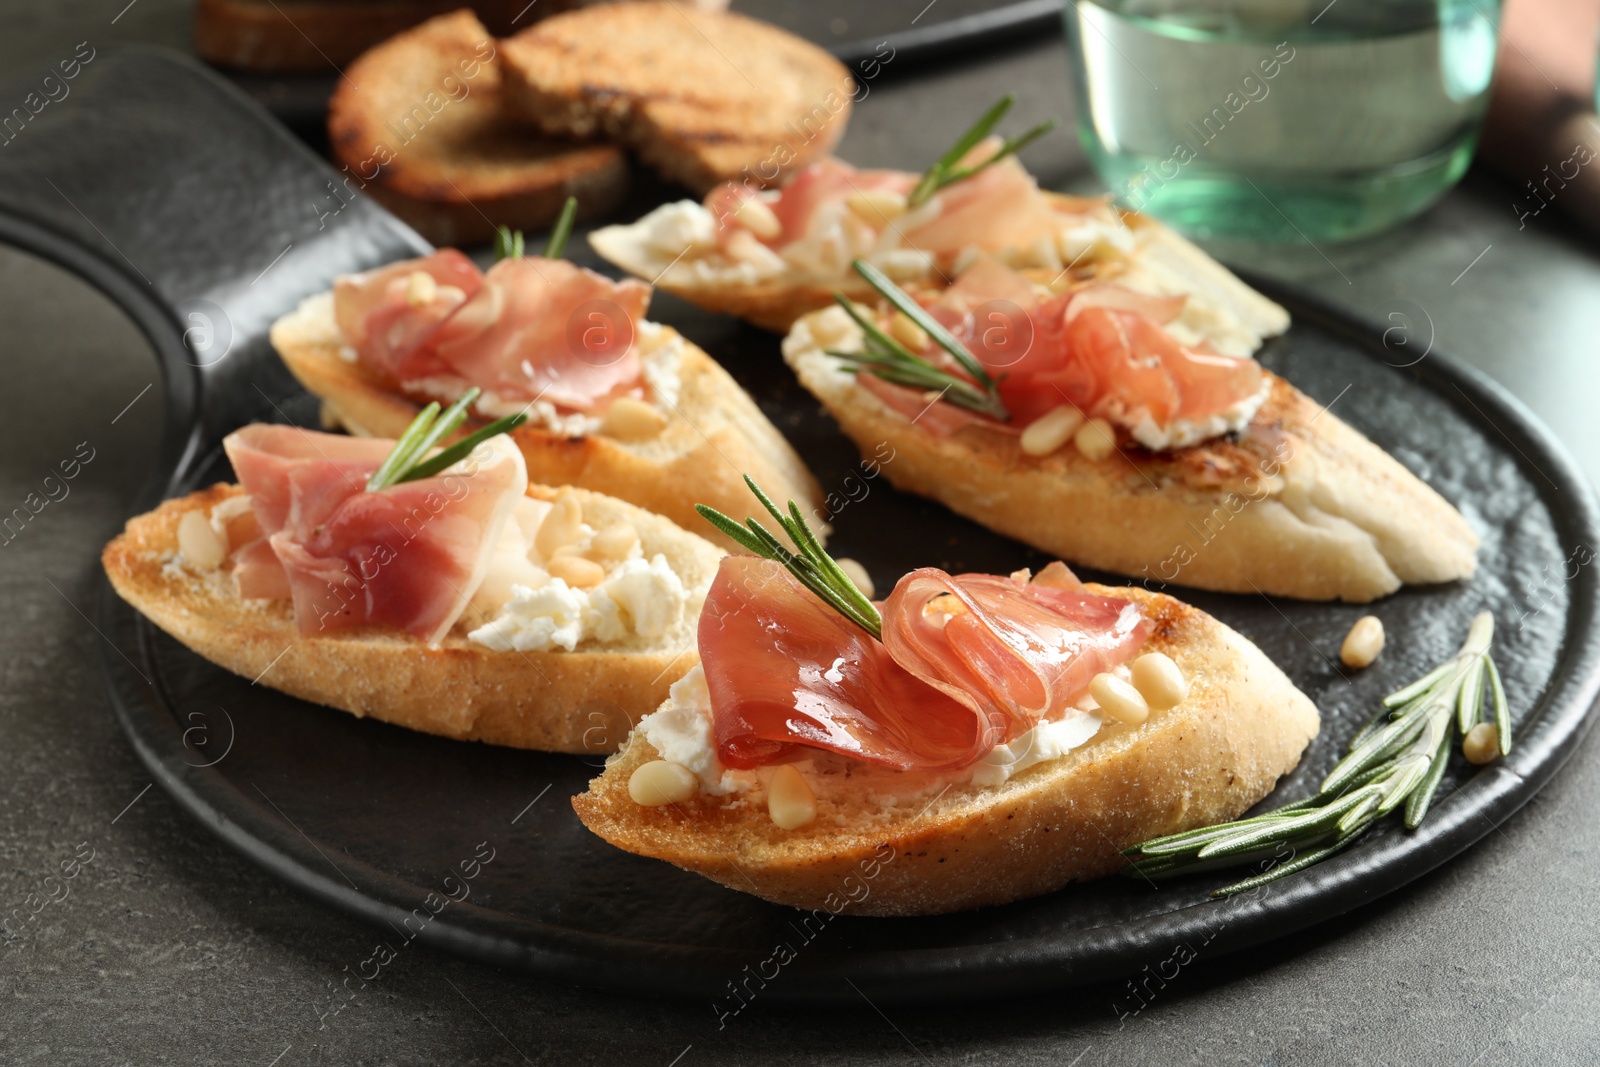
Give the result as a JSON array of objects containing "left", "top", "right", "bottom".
[{"left": 2, "top": 4, "right": 1598, "bottom": 1064}]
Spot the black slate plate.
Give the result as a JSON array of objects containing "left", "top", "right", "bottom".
[{"left": 6, "top": 48, "right": 1600, "bottom": 1006}]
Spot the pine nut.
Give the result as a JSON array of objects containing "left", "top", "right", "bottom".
[
  {"left": 835, "top": 557, "right": 874, "bottom": 599},
  {"left": 1131, "top": 652, "right": 1187, "bottom": 711},
  {"left": 534, "top": 492, "right": 584, "bottom": 559},
  {"left": 1090, "top": 671, "right": 1149, "bottom": 726},
  {"left": 404, "top": 270, "right": 438, "bottom": 307},
  {"left": 1074, "top": 418, "right": 1116, "bottom": 462},
  {"left": 1340, "top": 615, "right": 1385, "bottom": 669},
  {"left": 590, "top": 521, "right": 640, "bottom": 561},
  {"left": 177, "top": 509, "right": 227, "bottom": 570},
  {"left": 846, "top": 189, "right": 908, "bottom": 223},
  {"left": 1463, "top": 723, "right": 1500, "bottom": 765},
  {"left": 628, "top": 760, "right": 699, "bottom": 806},
  {"left": 807, "top": 306, "right": 861, "bottom": 350},
  {"left": 601, "top": 396, "right": 669, "bottom": 440},
  {"left": 549, "top": 555, "right": 606, "bottom": 590},
  {"left": 733, "top": 195, "right": 782, "bottom": 240},
  {"left": 1031, "top": 561, "right": 1079, "bottom": 589},
  {"left": 767, "top": 764, "right": 817, "bottom": 829},
  {"left": 888, "top": 311, "right": 929, "bottom": 352},
  {"left": 1020, "top": 405, "right": 1086, "bottom": 457}
]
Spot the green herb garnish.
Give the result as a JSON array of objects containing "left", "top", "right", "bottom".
[
  {"left": 828, "top": 258, "right": 1009, "bottom": 421},
  {"left": 493, "top": 195, "right": 578, "bottom": 262},
  {"left": 696, "top": 476, "right": 882, "bottom": 640},
  {"left": 365, "top": 387, "right": 528, "bottom": 491},
  {"left": 907, "top": 94, "right": 1056, "bottom": 209},
  {"left": 493, "top": 226, "right": 525, "bottom": 262},
  {"left": 1123, "top": 612, "right": 1511, "bottom": 897}
]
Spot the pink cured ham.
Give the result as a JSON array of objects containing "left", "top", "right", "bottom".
[
  {"left": 429, "top": 257, "right": 652, "bottom": 411},
  {"left": 880, "top": 566, "right": 1151, "bottom": 747},
  {"left": 222, "top": 425, "right": 526, "bottom": 644},
  {"left": 893, "top": 261, "right": 1264, "bottom": 431},
  {"left": 699, "top": 556, "right": 1150, "bottom": 772},
  {"left": 332, "top": 250, "right": 484, "bottom": 380},
  {"left": 899, "top": 149, "right": 1064, "bottom": 255},
  {"left": 706, "top": 159, "right": 915, "bottom": 248}
]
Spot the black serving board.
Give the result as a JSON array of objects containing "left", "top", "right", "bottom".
[{"left": 3, "top": 48, "right": 1598, "bottom": 1006}]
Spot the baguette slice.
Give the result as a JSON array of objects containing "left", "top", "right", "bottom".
[
  {"left": 269, "top": 292, "right": 825, "bottom": 553},
  {"left": 591, "top": 201, "right": 1293, "bottom": 336},
  {"left": 103, "top": 482, "right": 723, "bottom": 753},
  {"left": 196, "top": 0, "right": 730, "bottom": 74},
  {"left": 499, "top": 3, "right": 854, "bottom": 193},
  {"left": 783, "top": 310, "right": 1479, "bottom": 603},
  {"left": 327, "top": 11, "right": 629, "bottom": 247},
  {"left": 573, "top": 584, "right": 1319, "bottom": 915}
]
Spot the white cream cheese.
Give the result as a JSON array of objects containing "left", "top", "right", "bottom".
[
  {"left": 633, "top": 662, "right": 1110, "bottom": 799},
  {"left": 969, "top": 711, "right": 1102, "bottom": 788},
  {"left": 469, "top": 553, "right": 688, "bottom": 653},
  {"left": 1118, "top": 378, "right": 1272, "bottom": 452},
  {"left": 636, "top": 666, "right": 743, "bottom": 796}
]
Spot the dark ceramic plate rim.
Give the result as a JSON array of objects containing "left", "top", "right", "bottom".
[{"left": 53, "top": 202, "right": 1599, "bottom": 1003}]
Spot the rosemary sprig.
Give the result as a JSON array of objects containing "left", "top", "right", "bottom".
[
  {"left": 828, "top": 259, "right": 1009, "bottom": 421},
  {"left": 1122, "top": 612, "right": 1511, "bottom": 897},
  {"left": 907, "top": 94, "right": 1056, "bottom": 208},
  {"left": 696, "top": 475, "right": 882, "bottom": 640},
  {"left": 366, "top": 387, "right": 528, "bottom": 490},
  {"left": 493, "top": 195, "right": 579, "bottom": 262},
  {"left": 492, "top": 225, "right": 525, "bottom": 262}
]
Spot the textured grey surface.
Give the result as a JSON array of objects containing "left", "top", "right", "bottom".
[{"left": 2, "top": 2, "right": 1600, "bottom": 1064}]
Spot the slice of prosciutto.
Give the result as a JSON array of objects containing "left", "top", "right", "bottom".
[
  {"left": 895, "top": 259, "right": 1264, "bottom": 433},
  {"left": 222, "top": 424, "right": 527, "bottom": 645},
  {"left": 698, "top": 556, "right": 1150, "bottom": 772},
  {"left": 332, "top": 249, "right": 484, "bottom": 381},
  {"left": 429, "top": 257, "right": 651, "bottom": 411},
  {"left": 333, "top": 251, "right": 652, "bottom": 413}
]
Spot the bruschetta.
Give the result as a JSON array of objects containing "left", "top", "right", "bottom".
[
  {"left": 779, "top": 258, "right": 1478, "bottom": 602},
  {"left": 269, "top": 234, "right": 823, "bottom": 552},
  {"left": 103, "top": 415, "right": 723, "bottom": 752},
  {"left": 573, "top": 479, "right": 1319, "bottom": 915},
  {"left": 590, "top": 96, "right": 1288, "bottom": 338}
]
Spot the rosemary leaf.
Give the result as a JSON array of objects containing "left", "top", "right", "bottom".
[
  {"left": 493, "top": 225, "right": 525, "bottom": 262},
  {"left": 851, "top": 260, "right": 996, "bottom": 391},
  {"left": 1403, "top": 724, "right": 1456, "bottom": 829},
  {"left": 695, "top": 476, "right": 884, "bottom": 641},
  {"left": 396, "top": 412, "right": 528, "bottom": 483},
  {"left": 366, "top": 401, "right": 441, "bottom": 491},
  {"left": 543, "top": 196, "right": 579, "bottom": 260},
  {"left": 1456, "top": 657, "right": 1487, "bottom": 734},
  {"left": 1486, "top": 657, "right": 1511, "bottom": 756},
  {"left": 907, "top": 94, "right": 1056, "bottom": 208}
]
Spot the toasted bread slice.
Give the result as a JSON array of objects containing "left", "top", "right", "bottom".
[
  {"left": 269, "top": 291, "right": 825, "bottom": 553},
  {"left": 573, "top": 584, "right": 1319, "bottom": 915},
  {"left": 104, "top": 482, "right": 722, "bottom": 752},
  {"left": 782, "top": 310, "right": 1479, "bottom": 603},
  {"left": 196, "top": 0, "right": 730, "bottom": 74},
  {"left": 327, "top": 11, "right": 629, "bottom": 247},
  {"left": 498, "top": 3, "right": 854, "bottom": 193},
  {"left": 591, "top": 200, "right": 1294, "bottom": 336}
]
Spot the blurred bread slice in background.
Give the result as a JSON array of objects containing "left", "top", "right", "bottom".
[
  {"left": 326, "top": 10, "right": 628, "bottom": 245},
  {"left": 198, "top": 0, "right": 730, "bottom": 74},
  {"left": 500, "top": 2, "right": 855, "bottom": 192}
]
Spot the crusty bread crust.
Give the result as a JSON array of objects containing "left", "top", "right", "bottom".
[
  {"left": 269, "top": 292, "right": 825, "bottom": 553},
  {"left": 327, "top": 11, "right": 629, "bottom": 247},
  {"left": 498, "top": 2, "right": 853, "bottom": 192},
  {"left": 783, "top": 314, "right": 1478, "bottom": 602},
  {"left": 103, "top": 483, "right": 723, "bottom": 753},
  {"left": 590, "top": 196, "right": 1294, "bottom": 336},
  {"left": 572, "top": 585, "right": 1319, "bottom": 915}
]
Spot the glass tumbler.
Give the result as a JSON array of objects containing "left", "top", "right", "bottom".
[{"left": 1064, "top": 0, "right": 1502, "bottom": 241}]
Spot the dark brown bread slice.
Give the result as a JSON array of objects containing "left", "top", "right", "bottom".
[
  {"left": 326, "top": 10, "right": 629, "bottom": 245},
  {"left": 499, "top": 2, "right": 855, "bottom": 192}
]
